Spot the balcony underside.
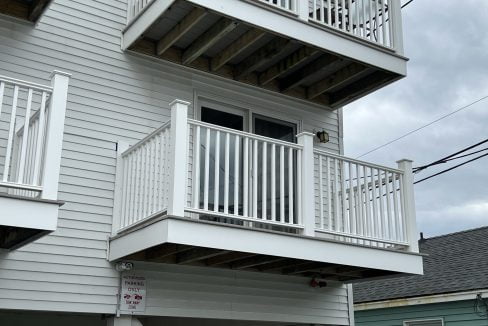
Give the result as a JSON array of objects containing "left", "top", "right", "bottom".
[
  {"left": 126, "top": 0, "right": 404, "bottom": 109},
  {"left": 0, "top": 0, "right": 51, "bottom": 22},
  {"left": 109, "top": 216, "right": 423, "bottom": 282}
]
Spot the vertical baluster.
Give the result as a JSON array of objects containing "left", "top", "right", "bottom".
[
  {"left": 341, "top": 0, "right": 346, "bottom": 31},
  {"left": 375, "top": 0, "right": 380, "bottom": 44},
  {"left": 162, "top": 129, "right": 168, "bottom": 209},
  {"left": 122, "top": 155, "right": 131, "bottom": 227},
  {"left": 326, "top": 156, "right": 332, "bottom": 230},
  {"left": 385, "top": 170, "right": 393, "bottom": 240},
  {"left": 262, "top": 141, "right": 267, "bottom": 220},
  {"left": 3, "top": 85, "right": 19, "bottom": 182},
  {"left": 334, "top": 0, "right": 339, "bottom": 28},
  {"left": 334, "top": 158, "right": 340, "bottom": 232},
  {"left": 399, "top": 173, "right": 407, "bottom": 242},
  {"left": 319, "top": 155, "right": 324, "bottom": 229},
  {"left": 297, "top": 149, "right": 302, "bottom": 226},
  {"left": 253, "top": 139, "right": 258, "bottom": 218},
  {"left": 392, "top": 172, "right": 400, "bottom": 241},
  {"left": 377, "top": 168, "right": 385, "bottom": 243},
  {"left": 224, "top": 133, "right": 230, "bottom": 214},
  {"left": 370, "top": 167, "right": 379, "bottom": 244},
  {"left": 388, "top": 0, "right": 394, "bottom": 47},
  {"left": 313, "top": 0, "right": 317, "bottom": 20},
  {"left": 355, "top": 0, "right": 360, "bottom": 36},
  {"left": 33, "top": 92, "right": 47, "bottom": 185},
  {"left": 348, "top": 0, "right": 353, "bottom": 32},
  {"left": 150, "top": 139, "right": 156, "bottom": 215},
  {"left": 363, "top": 165, "right": 372, "bottom": 243},
  {"left": 280, "top": 145, "right": 285, "bottom": 222},
  {"left": 381, "top": 0, "right": 387, "bottom": 45},
  {"left": 0, "top": 82, "right": 4, "bottom": 118},
  {"left": 154, "top": 134, "right": 161, "bottom": 211},
  {"left": 319, "top": 0, "right": 324, "bottom": 23},
  {"left": 271, "top": 143, "right": 276, "bottom": 221},
  {"left": 243, "top": 137, "right": 249, "bottom": 216},
  {"left": 234, "top": 135, "right": 240, "bottom": 215},
  {"left": 327, "top": 0, "right": 332, "bottom": 25},
  {"left": 203, "top": 128, "right": 210, "bottom": 210},
  {"left": 193, "top": 126, "right": 200, "bottom": 209},
  {"left": 355, "top": 163, "right": 363, "bottom": 239},
  {"left": 348, "top": 162, "right": 356, "bottom": 237},
  {"left": 288, "top": 148, "right": 294, "bottom": 224},
  {"left": 134, "top": 148, "right": 142, "bottom": 223},
  {"left": 214, "top": 130, "right": 220, "bottom": 212},
  {"left": 143, "top": 144, "right": 150, "bottom": 219},
  {"left": 369, "top": 0, "right": 374, "bottom": 41}
]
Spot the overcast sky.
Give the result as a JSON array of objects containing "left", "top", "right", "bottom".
[{"left": 343, "top": 0, "right": 488, "bottom": 237}]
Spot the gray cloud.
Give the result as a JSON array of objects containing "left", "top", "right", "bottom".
[{"left": 343, "top": 0, "right": 488, "bottom": 237}]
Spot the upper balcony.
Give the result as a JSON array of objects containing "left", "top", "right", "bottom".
[
  {"left": 0, "top": 0, "right": 52, "bottom": 23},
  {"left": 0, "top": 71, "right": 70, "bottom": 249},
  {"left": 122, "top": 0, "right": 407, "bottom": 109},
  {"left": 109, "top": 100, "right": 423, "bottom": 282}
]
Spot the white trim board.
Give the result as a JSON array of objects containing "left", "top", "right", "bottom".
[{"left": 355, "top": 289, "right": 488, "bottom": 311}]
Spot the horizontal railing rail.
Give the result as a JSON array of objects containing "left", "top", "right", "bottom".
[
  {"left": 314, "top": 149, "right": 408, "bottom": 247},
  {"left": 118, "top": 122, "right": 172, "bottom": 230},
  {"left": 187, "top": 119, "right": 303, "bottom": 229}
]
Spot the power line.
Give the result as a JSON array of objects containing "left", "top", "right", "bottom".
[
  {"left": 413, "top": 138, "right": 488, "bottom": 173},
  {"left": 356, "top": 95, "right": 488, "bottom": 159},
  {"left": 414, "top": 152, "right": 488, "bottom": 184},
  {"left": 402, "top": 0, "right": 415, "bottom": 8}
]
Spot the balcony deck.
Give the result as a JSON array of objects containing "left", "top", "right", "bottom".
[
  {"left": 109, "top": 100, "right": 423, "bottom": 281},
  {"left": 123, "top": 0, "right": 407, "bottom": 109}
]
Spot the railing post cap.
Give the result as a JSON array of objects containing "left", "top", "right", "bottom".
[
  {"left": 396, "top": 158, "right": 413, "bottom": 164},
  {"left": 169, "top": 99, "right": 191, "bottom": 107},
  {"left": 50, "top": 70, "right": 72, "bottom": 79},
  {"left": 296, "top": 131, "right": 315, "bottom": 138}
]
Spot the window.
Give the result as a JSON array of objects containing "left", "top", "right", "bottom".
[{"left": 404, "top": 319, "right": 444, "bottom": 326}]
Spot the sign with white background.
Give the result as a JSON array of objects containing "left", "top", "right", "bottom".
[{"left": 120, "top": 275, "right": 146, "bottom": 312}]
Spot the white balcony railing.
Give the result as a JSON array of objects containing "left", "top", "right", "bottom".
[
  {"left": 126, "top": 0, "right": 402, "bottom": 51},
  {"left": 113, "top": 100, "right": 418, "bottom": 252},
  {"left": 0, "top": 72, "right": 70, "bottom": 200}
]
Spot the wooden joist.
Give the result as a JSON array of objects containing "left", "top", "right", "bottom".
[
  {"left": 234, "top": 38, "right": 291, "bottom": 79},
  {"left": 182, "top": 18, "right": 239, "bottom": 65},
  {"left": 145, "top": 243, "right": 190, "bottom": 261},
  {"left": 307, "top": 62, "right": 370, "bottom": 99},
  {"left": 282, "top": 262, "right": 330, "bottom": 275},
  {"left": 205, "top": 251, "right": 256, "bottom": 266},
  {"left": 156, "top": 7, "right": 208, "bottom": 56},
  {"left": 176, "top": 247, "right": 226, "bottom": 264},
  {"left": 231, "top": 255, "right": 285, "bottom": 270},
  {"left": 280, "top": 54, "right": 343, "bottom": 91},
  {"left": 258, "top": 46, "right": 319, "bottom": 86},
  {"left": 211, "top": 28, "right": 266, "bottom": 72}
]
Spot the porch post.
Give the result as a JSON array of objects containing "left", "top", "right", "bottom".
[
  {"left": 106, "top": 316, "right": 143, "bottom": 326},
  {"left": 397, "top": 159, "right": 419, "bottom": 252},
  {"left": 112, "top": 141, "right": 130, "bottom": 235},
  {"left": 297, "top": 132, "right": 315, "bottom": 236},
  {"left": 40, "top": 70, "right": 71, "bottom": 200},
  {"left": 390, "top": 0, "right": 405, "bottom": 55},
  {"left": 297, "top": 0, "right": 309, "bottom": 21},
  {"left": 167, "top": 99, "right": 190, "bottom": 217}
]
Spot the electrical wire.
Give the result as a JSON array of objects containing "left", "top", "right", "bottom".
[
  {"left": 414, "top": 152, "right": 488, "bottom": 185},
  {"left": 401, "top": 0, "right": 414, "bottom": 9},
  {"left": 355, "top": 96, "right": 488, "bottom": 159},
  {"left": 413, "top": 139, "right": 488, "bottom": 173}
]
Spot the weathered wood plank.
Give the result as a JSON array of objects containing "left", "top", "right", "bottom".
[
  {"left": 307, "top": 62, "right": 370, "bottom": 99},
  {"left": 259, "top": 47, "right": 320, "bottom": 86},
  {"left": 280, "top": 54, "right": 343, "bottom": 91},
  {"left": 211, "top": 28, "right": 267, "bottom": 71},
  {"left": 182, "top": 18, "right": 239, "bottom": 65},
  {"left": 156, "top": 7, "right": 208, "bottom": 55},
  {"left": 234, "top": 38, "right": 291, "bottom": 79}
]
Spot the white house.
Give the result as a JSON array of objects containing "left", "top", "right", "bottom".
[{"left": 0, "top": 0, "right": 423, "bottom": 325}]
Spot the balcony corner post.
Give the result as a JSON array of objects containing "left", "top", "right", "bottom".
[
  {"left": 391, "top": 0, "right": 405, "bottom": 55},
  {"left": 297, "top": 132, "right": 315, "bottom": 236},
  {"left": 40, "top": 70, "right": 71, "bottom": 201},
  {"left": 397, "top": 159, "right": 419, "bottom": 252},
  {"left": 297, "top": 0, "right": 309, "bottom": 21},
  {"left": 112, "top": 141, "right": 130, "bottom": 235},
  {"left": 167, "top": 99, "right": 191, "bottom": 217}
]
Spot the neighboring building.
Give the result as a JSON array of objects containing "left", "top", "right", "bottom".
[
  {"left": 354, "top": 227, "right": 488, "bottom": 326},
  {"left": 0, "top": 0, "right": 422, "bottom": 325}
]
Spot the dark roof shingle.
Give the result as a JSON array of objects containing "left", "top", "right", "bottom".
[{"left": 353, "top": 226, "right": 488, "bottom": 303}]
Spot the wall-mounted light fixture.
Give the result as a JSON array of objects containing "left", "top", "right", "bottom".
[{"left": 315, "top": 130, "right": 329, "bottom": 143}]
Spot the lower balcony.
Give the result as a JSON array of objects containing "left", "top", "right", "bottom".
[
  {"left": 109, "top": 100, "right": 423, "bottom": 281},
  {"left": 0, "top": 71, "right": 69, "bottom": 249}
]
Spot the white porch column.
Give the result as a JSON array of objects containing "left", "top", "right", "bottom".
[
  {"left": 297, "top": 132, "right": 315, "bottom": 236},
  {"left": 397, "top": 159, "right": 419, "bottom": 253},
  {"left": 40, "top": 70, "right": 71, "bottom": 200},
  {"left": 167, "top": 99, "right": 190, "bottom": 217},
  {"left": 390, "top": 0, "right": 405, "bottom": 55},
  {"left": 297, "top": 0, "right": 309, "bottom": 22}
]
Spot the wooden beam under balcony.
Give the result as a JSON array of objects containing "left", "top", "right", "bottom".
[
  {"left": 258, "top": 46, "right": 320, "bottom": 86},
  {"left": 205, "top": 251, "right": 256, "bottom": 266},
  {"left": 234, "top": 38, "right": 291, "bottom": 79},
  {"left": 156, "top": 7, "right": 208, "bottom": 56},
  {"left": 176, "top": 247, "right": 226, "bottom": 264},
  {"left": 182, "top": 18, "right": 239, "bottom": 65},
  {"left": 307, "top": 62, "right": 370, "bottom": 100},
  {"left": 211, "top": 28, "right": 266, "bottom": 72},
  {"left": 280, "top": 54, "right": 344, "bottom": 92},
  {"left": 231, "top": 255, "right": 285, "bottom": 270}
]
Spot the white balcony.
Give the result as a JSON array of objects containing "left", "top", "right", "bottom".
[
  {"left": 0, "top": 71, "right": 70, "bottom": 249},
  {"left": 122, "top": 0, "right": 407, "bottom": 109},
  {"left": 109, "top": 100, "right": 423, "bottom": 281}
]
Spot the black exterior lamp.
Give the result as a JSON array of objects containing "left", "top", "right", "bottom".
[{"left": 316, "top": 130, "right": 329, "bottom": 143}]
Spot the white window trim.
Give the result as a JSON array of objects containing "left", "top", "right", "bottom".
[{"left": 403, "top": 318, "right": 444, "bottom": 326}]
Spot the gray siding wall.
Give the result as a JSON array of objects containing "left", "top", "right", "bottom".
[{"left": 0, "top": 0, "right": 342, "bottom": 316}]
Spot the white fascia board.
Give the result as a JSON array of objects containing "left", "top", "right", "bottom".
[
  {"left": 109, "top": 217, "right": 423, "bottom": 275},
  {"left": 355, "top": 289, "right": 488, "bottom": 311},
  {"left": 0, "top": 196, "right": 59, "bottom": 231},
  {"left": 122, "top": 0, "right": 176, "bottom": 50},
  {"left": 186, "top": 0, "right": 407, "bottom": 75}
]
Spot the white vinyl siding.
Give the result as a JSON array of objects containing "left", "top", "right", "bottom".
[{"left": 0, "top": 0, "right": 341, "bottom": 316}]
